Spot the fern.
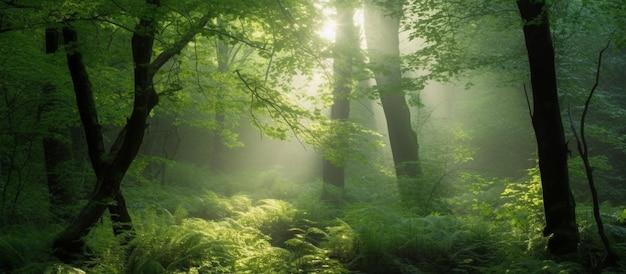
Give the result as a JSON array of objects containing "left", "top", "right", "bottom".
[
  {"left": 237, "top": 199, "right": 296, "bottom": 245},
  {"left": 321, "top": 220, "right": 359, "bottom": 264},
  {"left": 1, "top": 225, "right": 59, "bottom": 273}
]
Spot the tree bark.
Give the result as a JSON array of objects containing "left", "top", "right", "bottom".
[
  {"left": 322, "top": 3, "right": 358, "bottom": 192},
  {"left": 517, "top": 0, "right": 579, "bottom": 259},
  {"left": 364, "top": 0, "right": 420, "bottom": 183},
  {"left": 52, "top": 1, "right": 212, "bottom": 261},
  {"left": 52, "top": 24, "right": 138, "bottom": 262}
]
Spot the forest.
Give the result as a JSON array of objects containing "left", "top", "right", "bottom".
[{"left": 1, "top": 0, "right": 626, "bottom": 273}]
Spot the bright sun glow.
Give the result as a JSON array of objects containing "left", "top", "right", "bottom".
[
  {"left": 318, "top": 19, "right": 336, "bottom": 42},
  {"left": 317, "top": 9, "right": 365, "bottom": 45}
]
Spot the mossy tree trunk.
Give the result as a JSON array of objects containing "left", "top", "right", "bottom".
[{"left": 517, "top": 0, "right": 579, "bottom": 259}]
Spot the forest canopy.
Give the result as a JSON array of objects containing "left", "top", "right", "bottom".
[{"left": 1, "top": 0, "right": 626, "bottom": 272}]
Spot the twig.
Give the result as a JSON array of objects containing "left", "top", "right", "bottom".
[
  {"left": 523, "top": 83, "right": 533, "bottom": 120},
  {"left": 235, "top": 70, "right": 314, "bottom": 148}
]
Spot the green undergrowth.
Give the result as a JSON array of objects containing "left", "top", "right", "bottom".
[
  {"left": 0, "top": 224, "right": 58, "bottom": 272},
  {"left": 3, "top": 163, "right": 626, "bottom": 273},
  {"left": 89, "top": 167, "right": 353, "bottom": 273}
]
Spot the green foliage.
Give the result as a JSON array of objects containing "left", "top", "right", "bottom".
[
  {"left": 2, "top": 0, "right": 626, "bottom": 273},
  {"left": 238, "top": 199, "right": 295, "bottom": 242},
  {"left": 445, "top": 166, "right": 557, "bottom": 263},
  {"left": 0, "top": 234, "right": 42, "bottom": 271},
  {"left": 403, "top": 0, "right": 523, "bottom": 85},
  {"left": 492, "top": 166, "right": 552, "bottom": 259},
  {"left": 397, "top": 123, "right": 479, "bottom": 212},
  {"left": 321, "top": 220, "right": 359, "bottom": 263},
  {"left": 447, "top": 173, "right": 501, "bottom": 217},
  {"left": 498, "top": 176, "right": 543, "bottom": 224},
  {"left": 617, "top": 209, "right": 626, "bottom": 224},
  {"left": 117, "top": 170, "right": 350, "bottom": 273},
  {"left": 284, "top": 226, "right": 349, "bottom": 273},
  {"left": 309, "top": 119, "right": 385, "bottom": 167},
  {"left": 125, "top": 194, "right": 348, "bottom": 273},
  {"left": 344, "top": 203, "right": 510, "bottom": 273},
  {"left": 0, "top": 224, "right": 61, "bottom": 273}
]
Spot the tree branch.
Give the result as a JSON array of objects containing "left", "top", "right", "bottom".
[
  {"left": 579, "top": 39, "right": 611, "bottom": 156},
  {"left": 62, "top": 25, "right": 106, "bottom": 177},
  {"left": 235, "top": 69, "right": 313, "bottom": 147},
  {"left": 569, "top": 38, "right": 618, "bottom": 266},
  {"left": 150, "top": 14, "right": 211, "bottom": 74}
]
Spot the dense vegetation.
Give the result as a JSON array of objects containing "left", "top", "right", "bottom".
[{"left": 1, "top": 0, "right": 626, "bottom": 273}]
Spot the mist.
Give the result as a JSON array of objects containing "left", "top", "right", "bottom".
[{"left": 1, "top": 0, "right": 625, "bottom": 273}]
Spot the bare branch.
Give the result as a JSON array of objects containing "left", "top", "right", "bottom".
[
  {"left": 569, "top": 38, "right": 618, "bottom": 266},
  {"left": 579, "top": 39, "right": 612, "bottom": 155}
]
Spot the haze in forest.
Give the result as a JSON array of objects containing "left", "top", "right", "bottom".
[{"left": 1, "top": 0, "right": 625, "bottom": 273}]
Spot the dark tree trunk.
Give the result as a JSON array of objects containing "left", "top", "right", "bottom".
[
  {"left": 52, "top": 1, "right": 211, "bottom": 261},
  {"left": 364, "top": 0, "right": 420, "bottom": 182},
  {"left": 42, "top": 28, "right": 75, "bottom": 220},
  {"left": 517, "top": 0, "right": 579, "bottom": 259},
  {"left": 52, "top": 25, "right": 140, "bottom": 262},
  {"left": 322, "top": 3, "right": 357, "bottom": 192}
]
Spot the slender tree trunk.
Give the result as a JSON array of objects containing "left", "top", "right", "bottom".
[
  {"left": 322, "top": 3, "right": 358, "bottom": 193},
  {"left": 517, "top": 0, "right": 579, "bottom": 259},
  {"left": 52, "top": 25, "right": 140, "bottom": 262},
  {"left": 52, "top": 1, "right": 211, "bottom": 261},
  {"left": 364, "top": 0, "right": 420, "bottom": 184},
  {"left": 52, "top": 0, "right": 160, "bottom": 260}
]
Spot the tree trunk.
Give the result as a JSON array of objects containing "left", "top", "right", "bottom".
[
  {"left": 52, "top": 25, "right": 142, "bottom": 262},
  {"left": 517, "top": 0, "right": 579, "bottom": 259},
  {"left": 322, "top": 3, "right": 358, "bottom": 193},
  {"left": 364, "top": 0, "right": 420, "bottom": 183},
  {"left": 52, "top": 1, "right": 211, "bottom": 261}
]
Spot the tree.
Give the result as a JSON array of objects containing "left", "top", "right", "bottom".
[
  {"left": 50, "top": 0, "right": 325, "bottom": 261},
  {"left": 322, "top": 0, "right": 360, "bottom": 194},
  {"left": 52, "top": 0, "right": 211, "bottom": 261},
  {"left": 517, "top": 0, "right": 579, "bottom": 259},
  {"left": 364, "top": 0, "right": 420, "bottom": 189}
]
